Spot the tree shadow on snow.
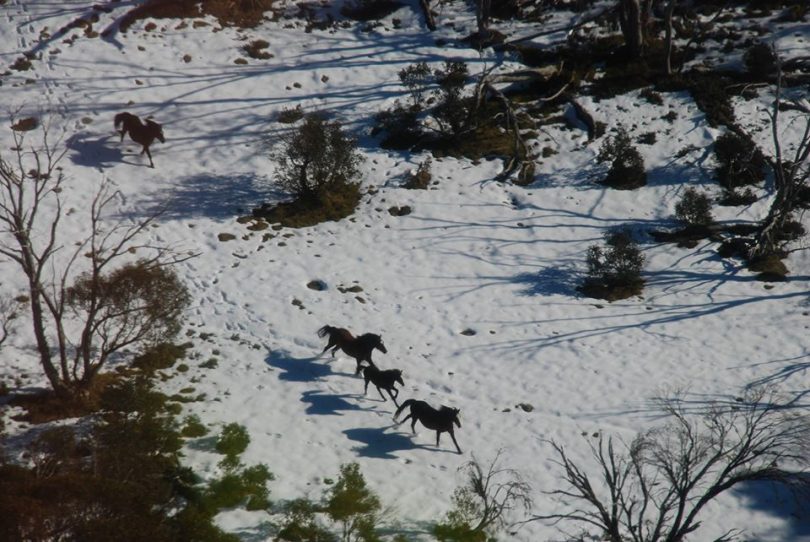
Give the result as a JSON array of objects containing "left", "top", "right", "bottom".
[
  {"left": 343, "top": 424, "right": 437, "bottom": 459},
  {"left": 732, "top": 476, "right": 810, "bottom": 539},
  {"left": 138, "top": 172, "right": 275, "bottom": 220}
]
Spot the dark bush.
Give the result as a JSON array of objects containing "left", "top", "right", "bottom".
[
  {"left": 597, "top": 128, "right": 647, "bottom": 189},
  {"left": 257, "top": 113, "right": 363, "bottom": 226},
  {"left": 398, "top": 61, "right": 431, "bottom": 106},
  {"left": 580, "top": 230, "right": 645, "bottom": 300},
  {"left": 714, "top": 131, "right": 766, "bottom": 189},
  {"left": 744, "top": 42, "right": 777, "bottom": 78},
  {"left": 675, "top": 187, "right": 713, "bottom": 227},
  {"left": 432, "top": 61, "right": 471, "bottom": 137},
  {"left": 404, "top": 157, "right": 432, "bottom": 189},
  {"left": 271, "top": 113, "right": 362, "bottom": 201}
]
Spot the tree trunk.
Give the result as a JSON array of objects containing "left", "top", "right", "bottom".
[{"left": 619, "top": 0, "right": 644, "bottom": 59}]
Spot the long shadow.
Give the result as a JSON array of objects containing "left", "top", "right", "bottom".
[
  {"left": 302, "top": 390, "right": 370, "bottom": 416},
  {"left": 343, "top": 424, "right": 435, "bottom": 459},
  {"left": 265, "top": 350, "right": 336, "bottom": 383},
  {"left": 733, "top": 476, "right": 810, "bottom": 539}
]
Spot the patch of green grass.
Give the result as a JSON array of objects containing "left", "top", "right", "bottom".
[{"left": 181, "top": 414, "right": 209, "bottom": 438}]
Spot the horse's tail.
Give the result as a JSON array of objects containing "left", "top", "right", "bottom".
[
  {"left": 394, "top": 398, "right": 415, "bottom": 421},
  {"left": 317, "top": 325, "right": 335, "bottom": 338}
]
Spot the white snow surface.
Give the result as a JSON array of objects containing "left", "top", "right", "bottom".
[{"left": 2, "top": 1, "right": 810, "bottom": 540}]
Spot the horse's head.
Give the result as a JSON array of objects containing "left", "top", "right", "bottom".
[
  {"left": 146, "top": 119, "right": 166, "bottom": 143},
  {"left": 394, "top": 369, "right": 404, "bottom": 386},
  {"left": 373, "top": 334, "right": 387, "bottom": 354},
  {"left": 441, "top": 405, "right": 461, "bottom": 428}
]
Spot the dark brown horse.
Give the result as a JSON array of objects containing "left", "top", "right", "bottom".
[
  {"left": 114, "top": 112, "right": 165, "bottom": 168},
  {"left": 394, "top": 399, "right": 462, "bottom": 454},
  {"left": 317, "top": 325, "right": 387, "bottom": 375},
  {"left": 362, "top": 365, "right": 404, "bottom": 406}
]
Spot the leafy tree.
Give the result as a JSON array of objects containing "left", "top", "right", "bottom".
[
  {"left": 0, "top": 121, "right": 193, "bottom": 398},
  {"left": 326, "top": 463, "right": 382, "bottom": 542},
  {"left": 597, "top": 127, "right": 646, "bottom": 189},
  {"left": 674, "top": 187, "right": 713, "bottom": 227},
  {"left": 272, "top": 113, "right": 362, "bottom": 202}
]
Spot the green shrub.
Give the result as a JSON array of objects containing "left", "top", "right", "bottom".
[
  {"left": 675, "top": 187, "right": 713, "bottom": 227},
  {"left": 398, "top": 62, "right": 431, "bottom": 106},
  {"left": 215, "top": 423, "right": 250, "bottom": 468},
  {"left": 432, "top": 61, "right": 471, "bottom": 137},
  {"left": 181, "top": 414, "right": 209, "bottom": 438},
  {"left": 326, "top": 463, "right": 382, "bottom": 542},
  {"left": 597, "top": 128, "right": 646, "bottom": 189},
  {"left": 277, "top": 105, "right": 304, "bottom": 124},
  {"left": 277, "top": 499, "right": 337, "bottom": 542},
  {"left": 204, "top": 464, "right": 274, "bottom": 512},
  {"left": 581, "top": 230, "right": 645, "bottom": 300},
  {"left": 714, "top": 131, "right": 766, "bottom": 189},
  {"left": 404, "top": 157, "right": 432, "bottom": 189},
  {"left": 743, "top": 42, "right": 777, "bottom": 78},
  {"left": 132, "top": 342, "right": 191, "bottom": 373},
  {"left": 271, "top": 113, "right": 362, "bottom": 202}
]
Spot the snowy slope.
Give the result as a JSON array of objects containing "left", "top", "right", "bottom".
[{"left": 2, "top": 1, "right": 810, "bottom": 540}]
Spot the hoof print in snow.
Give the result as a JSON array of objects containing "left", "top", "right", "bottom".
[
  {"left": 460, "top": 328, "right": 476, "bottom": 336},
  {"left": 292, "top": 298, "right": 305, "bottom": 310},
  {"left": 338, "top": 284, "right": 363, "bottom": 293},
  {"left": 307, "top": 280, "right": 327, "bottom": 291},
  {"left": 218, "top": 233, "right": 236, "bottom": 242},
  {"left": 388, "top": 205, "right": 412, "bottom": 216}
]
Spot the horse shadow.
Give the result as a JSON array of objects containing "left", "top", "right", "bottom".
[
  {"left": 265, "top": 350, "right": 336, "bottom": 382},
  {"left": 301, "top": 390, "right": 370, "bottom": 416},
  {"left": 65, "top": 132, "right": 124, "bottom": 169},
  {"left": 344, "top": 424, "right": 435, "bottom": 459}
]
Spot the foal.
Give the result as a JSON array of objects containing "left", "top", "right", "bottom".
[
  {"left": 362, "top": 365, "right": 404, "bottom": 406},
  {"left": 114, "top": 112, "right": 165, "bottom": 168}
]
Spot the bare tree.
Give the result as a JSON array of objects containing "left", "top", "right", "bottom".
[
  {"left": 434, "top": 450, "right": 532, "bottom": 540},
  {"left": 749, "top": 53, "right": 810, "bottom": 261},
  {"left": 0, "top": 120, "right": 193, "bottom": 398},
  {"left": 533, "top": 390, "right": 809, "bottom": 542},
  {"left": 618, "top": 0, "right": 650, "bottom": 59}
]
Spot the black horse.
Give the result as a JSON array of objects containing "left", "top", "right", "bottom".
[
  {"left": 317, "top": 325, "right": 387, "bottom": 375},
  {"left": 394, "top": 399, "right": 462, "bottom": 454},
  {"left": 114, "top": 112, "right": 165, "bottom": 168},
  {"left": 362, "top": 365, "right": 404, "bottom": 406}
]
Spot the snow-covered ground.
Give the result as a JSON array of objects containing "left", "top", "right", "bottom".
[{"left": 2, "top": 1, "right": 810, "bottom": 540}]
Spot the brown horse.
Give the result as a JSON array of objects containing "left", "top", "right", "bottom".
[
  {"left": 114, "top": 112, "right": 165, "bottom": 168},
  {"left": 362, "top": 365, "right": 404, "bottom": 406},
  {"left": 317, "top": 325, "right": 387, "bottom": 375},
  {"left": 394, "top": 399, "right": 462, "bottom": 454}
]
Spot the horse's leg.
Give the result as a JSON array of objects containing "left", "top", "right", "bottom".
[
  {"left": 363, "top": 376, "right": 370, "bottom": 396},
  {"left": 388, "top": 389, "right": 399, "bottom": 407},
  {"left": 397, "top": 413, "right": 412, "bottom": 429},
  {"left": 144, "top": 145, "right": 154, "bottom": 168},
  {"left": 449, "top": 429, "right": 462, "bottom": 454},
  {"left": 410, "top": 417, "right": 417, "bottom": 434},
  {"left": 376, "top": 385, "right": 387, "bottom": 402},
  {"left": 354, "top": 358, "right": 363, "bottom": 375},
  {"left": 331, "top": 345, "right": 339, "bottom": 357},
  {"left": 320, "top": 336, "right": 335, "bottom": 356},
  {"left": 436, "top": 431, "right": 441, "bottom": 448}
]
